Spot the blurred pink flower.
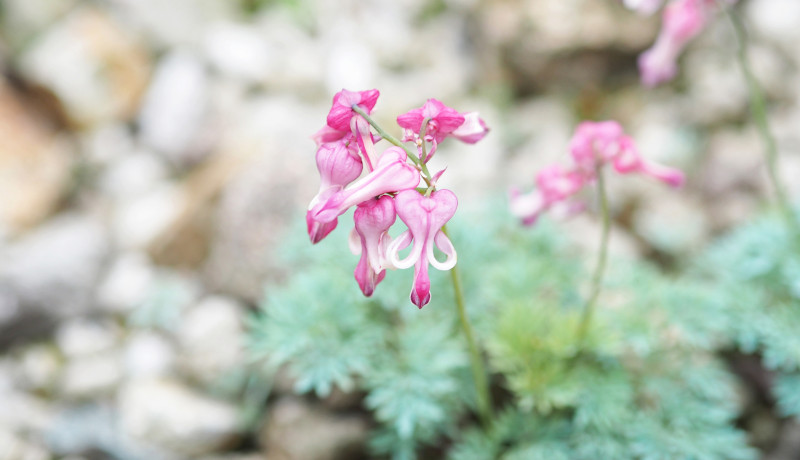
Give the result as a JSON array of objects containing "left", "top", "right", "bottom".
[{"left": 452, "top": 112, "right": 490, "bottom": 144}]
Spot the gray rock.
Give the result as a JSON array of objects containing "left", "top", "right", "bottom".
[
  {"left": 96, "top": 252, "right": 156, "bottom": 313},
  {"left": 177, "top": 296, "right": 244, "bottom": 386},
  {"left": 204, "top": 23, "right": 273, "bottom": 83},
  {"left": 259, "top": 397, "right": 368, "bottom": 460},
  {"left": 119, "top": 378, "right": 241, "bottom": 456},
  {"left": 138, "top": 51, "right": 214, "bottom": 165},
  {"left": 55, "top": 319, "right": 119, "bottom": 358},
  {"left": 59, "top": 351, "right": 123, "bottom": 399},
  {"left": 0, "top": 215, "right": 109, "bottom": 317}
]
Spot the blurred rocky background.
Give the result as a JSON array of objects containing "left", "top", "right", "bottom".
[{"left": 0, "top": 0, "right": 799, "bottom": 459}]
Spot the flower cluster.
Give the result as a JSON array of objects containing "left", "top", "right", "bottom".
[
  {"left": 307, "top": 89, "right": 489, "bottom": 308},
  {"left": 510, "top": 120, "right": 685, "bottom": 225},
  {"left": 628, "top": 0, "right": 737, "bottom": 87}
]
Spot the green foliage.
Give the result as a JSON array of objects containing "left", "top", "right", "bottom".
[
  {"left": 249, "top": 201, "right": 756, "bottom": 459},
  {"left": 695, "top": 209, "right": 800, "bottom": 422}
]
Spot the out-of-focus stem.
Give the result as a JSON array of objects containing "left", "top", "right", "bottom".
[
  {"left": 717, "top": 2, "right": 799, "bottom": 237},
  {"left": 442, "top": 225, "right": 493, "bottom": 427},
  {"left": 576, "top": 164, "right": 610, "bottom": 349}
]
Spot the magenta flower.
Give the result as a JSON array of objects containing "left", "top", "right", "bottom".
[
  {"left": 397, "top": 99, "right": 466, "bottom": 144},
  {"left": 311, "top": 124, "right": 349, "bottom": 147},
  {"left": 638, "top": 0, "right": 711, "bottom": 87},
  {"left": 326, "top": 88, "right": 380, "bottom": 131},
  {"left": 351, "top": 196, "right": 396, "bottom": 296},
  {"left": 310, "top": 147, "right": 420, "bottom": 224},
  {"left": 386, "top": 189, "right": 458, "bottom": 308},
  {"left": 451, "top": 112, "right": 490, "bottom": 144},
  {"left": 313, "top": 141, "right": 363, "bottom": 198}
]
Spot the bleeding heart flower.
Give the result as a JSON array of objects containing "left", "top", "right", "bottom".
[
  {"left": 397, "top": 99, "right": 466, "bottom": 144},
  {"left": 311, "top": 147, "right": 420, "bottom": 224},
  {"left": 638, "top": 0, "right": 712, "bottom": 87},
  {"left": 326, "top": 88, "right": 380, "bottom": 131},
  {"left": 613, "top": 136, "right": 685, "bottom": 187},
  {"left": 386, "top": 189, "right": 458, "bottom": 308},
  {"left": 451, "top": 112, "right": 490, "bottom": 144},
  {"left": 351, "top": 196, "right": 396, "bottom": 296}
]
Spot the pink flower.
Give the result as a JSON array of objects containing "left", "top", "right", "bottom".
[
  {"left": 638, "top": 0, "right": 709, "bottom": 87},
  {"left": 612, "top": 136, "right": 685, "bottom": 187},
  {"left": 351, "top": 196, "right": 396, "bottom": 296},
  {"left": 307, "top": 207, "right": 338, "bottom": 244},
  {"left": 451, "top": 112, "right": 490, "bottom": 144},
  {"left": 310, "top": 147, "right": 420, "bottom": 224},
  {"left": 397, "top": 99, "right": 465, "bottom": 144},
  {"left": 386, "top": 189, "right": 458, "bottom": 308},
  {"left": 314, "top": 141, "right": 363, "bottom": 197},
  {"left": 509, "top": 165, "right": 585, "bottom": 226},
  {"left": 326, "top": 89, "right": 380, "bottom": 131},
  {"left": 311, "top": 124, "right": 349, "bottom": 147},
  {"left": 569, "top": 120, "right": 626, "bottom": 175}
]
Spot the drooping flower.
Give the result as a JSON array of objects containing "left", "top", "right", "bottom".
[
  {"left": 326, "top": 88, "right": 380, "bottom": 131},
  {"left": 509, "top": 165, "right": 585, "bottom": 226},
  {"left": 397, "top": 99, "right": 466, "bottom": 144},
  {"left": 351, "top": 196, "right": 396, "bottom": 296},
  {"left": 310, "top": 147, "right": 420, "bottom": 224},
  {"left": 612, "top": 136, "right": 685, "bottom": 187},
  {"left": 386, "top": 189, "right": 458, "bottom": 308},
  {"left": 511, "top": 120, "right": 685, "bottom": 226},
  {"left": 311, "top": 124, "right": 349, "bottom": 147},
  {"left": 638, "top": 0, "right": 710, "bottom": 87},
  {"left": 569, "top": 120, "right": 626, "bottom": 176},
  {"left": 451, "top": 112, "right": 490, "bottom": 144}
]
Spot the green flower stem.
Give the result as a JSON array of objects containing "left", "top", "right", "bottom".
[
  {"left": 351, "top": 105, "right": 433, "bottom": 187},
  {"left": 443, "top": 225, "right": 493, "bottom": 427},
  {"left": 576, "top": 164, "right": 610, "bottom": 350},
  {"left": 717, "top": 2, "right": 799, "bottom": 239}
]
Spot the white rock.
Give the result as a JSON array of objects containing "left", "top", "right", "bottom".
[
  {"left": 204, "top": 23, "right": 272, "bottom": 83},
  {"left": 0, "top": 428, "right": 49, "bottom": 460},
  {"left": 124, "top": 332, "right": 175, "bottom": 378},
  {"left": 119, "top": 378, "right": 240, "bottom": 455},
  {"left": 138, "top": 51, "right": 212, "bottom": 163},
  {"left": 0, "top": 215, "right": 108, "bottom": 314},
  {"left": 177, "top": 297, "right": 244, "bottom": 384},
  {"left": 19, "top": 345, "right": 61, "bottom": 391},
  {"left": 112, "top": 184, "right": 184, "bottom": 250},
  {"left": 55, "top": 319, "right": 118, "bottom": 358},
  {"left": 96, "top": 252, "right": 156, "bottom": 313},
  {"left": 17, "top": 8, "right": 149, "bottom": 126},
  {"left": 99, "top": 151, "right": 169, "bottom": 201},
  {"left": 59, "top": 351, "right": 123, "bottom": 398}
]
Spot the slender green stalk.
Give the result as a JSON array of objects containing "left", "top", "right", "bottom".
[
  {"left": 576, "top": 165, "right": 611, "bottom": 349},
  {"left": 352, "top": 105, "right": 492, "bottom": 423},
  {"left": 443, "top": 225, "right": 493, "bottom": 426},
  {"left": 716, "top": 2, "right": 799, "bottom": 237},
  {"left": 351, "top": 106, "right": 417, "bottom": 162}
]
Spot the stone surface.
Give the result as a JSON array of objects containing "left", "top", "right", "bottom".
[
  {"left": 177, "top": 296, "right": 245, "bottom": 385},
  {"left": 260, "top": 397, "right": 368, "bottom": 460},
  {"left": 0, "top": 215, "right": 109, "bottom": 317},
  {"left": 0, "top": 79, "right": 73, "bottom": 234},
  {"left": 119, "top": 378, "right": 241, "bottom": 456},
  {"left": 138, "top": 50, "right": 214, "bottom": 165},
  {"left": 18, "top": 7, "right": 150, "bottom": 127}
]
